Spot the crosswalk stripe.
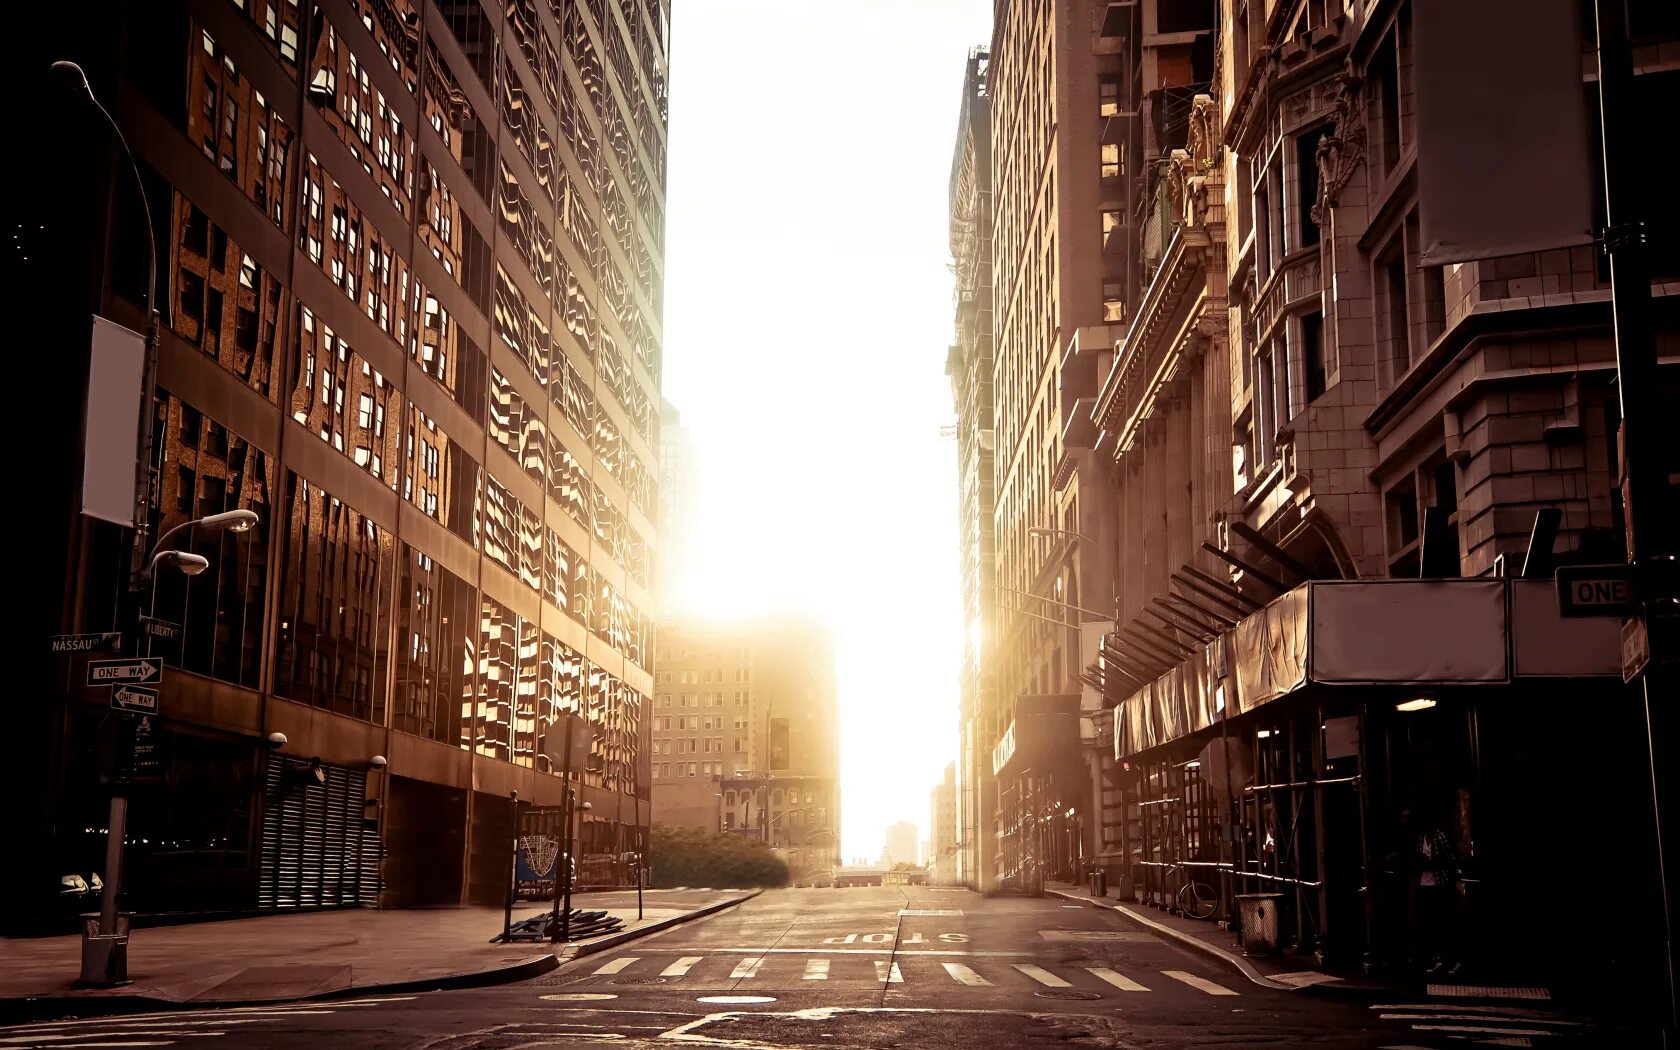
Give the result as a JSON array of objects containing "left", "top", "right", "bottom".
[
  {"left": 593, "top": 957, "right": 639, "bottom": 975},
  {"left": 660, "top": 956, "right": 703, "bottom": 977},
  {"left": 1087, "top": 966, "right": 1150, "bottom": 992},
  {"left": 803, "top": 959, "right": 830, "bottom": 980},
  {"left": 874, "top": 960, "right": 904, "bottom": 983},
  {"left": 730, "top": 957, "right": 765, "bottom": 978},
  {"left": 1162, "top": 970, "right": 1239, "bottom": 995},
  {"left": 1014, "top": 964, "right": 1072, "bottom": 988},
  {"left": 942, "top": 962, "right": 991, "bottom": 986},
  {"left": 1410, "top": 1025, "right": 1550, "bottom": 1038}
]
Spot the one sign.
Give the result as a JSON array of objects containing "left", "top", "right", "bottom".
[
  {"left": 86, "top": 657, "right": 162, "bottom": 687},
  {"left": 1622, "top": 617, "right": 1650, "bottom": 684},
  {"left": 50, "top": 632, "right": 122, "bottom": 654},
  {"left": 111, "top": 685, "right": 159, "bottom": 715},
  {"left": 1556, "top": 564, "right": 1639, "bottom": 618},
  {"left": 82, "top": 317, "right": 146, "bottom": 527},
  {"left": 141, "top": 617, "right": 182, "bottom": 641}
]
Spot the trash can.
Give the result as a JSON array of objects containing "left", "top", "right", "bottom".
[
  {"left": 1235, "top": 893, "right": 1282, "bottom": 956},
  {"left": 1089, "top": 868, "right": 1107, "bottom": 897}
]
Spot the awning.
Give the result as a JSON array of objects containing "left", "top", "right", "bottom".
[
  {"left": 994, "top": 694, "right": 1081, "bottom": 777},
  {"left": 1115, "top": 579, "right": 1622, "bottom": 760}
]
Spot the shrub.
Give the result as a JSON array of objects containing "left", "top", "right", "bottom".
[{"left": 649, "top": 824, "right": 790, "bottom": 888}]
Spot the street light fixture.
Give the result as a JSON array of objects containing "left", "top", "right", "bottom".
[
  {"left": 84, "top": 508, "right": 261, "bottom": 988},
  {"left": 147, "top": 550, "right": 209, "bottom": 577},
  {"left": 1028, "top": 525, "right": 1099, "bottom": 546},
  {"left": 52, "top": 60, "right": 165, "bottom": 603}
]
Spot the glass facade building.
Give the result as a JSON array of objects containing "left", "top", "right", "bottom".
[{"left": 19, "top": 0, "right": 664, "bottom": 924}]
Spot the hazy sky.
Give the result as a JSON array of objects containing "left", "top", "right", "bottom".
[{"left": 661, "top": 1, "right": 991, "bottom": 861}]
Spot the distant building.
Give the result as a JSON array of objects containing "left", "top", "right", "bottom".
[
  {"left": 883, "top": 820, "right": 920, "bottom": 867},
  {"left": 657, "top": 399, "right": 696, "bottom": 607},
  {"left": 929, "top": 763, "right": 958, "bottom": 884},
  {"left": 650, "top": 618, "right": 840, "bottom": 879}
]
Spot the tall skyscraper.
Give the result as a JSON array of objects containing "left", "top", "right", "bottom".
[
  {"left": 946, "top": 45, "right": 994, "bottom": 893},
  {"left": 649, "top": 619, "right": 841, "bottom": 879},
  {"left": 20, "top": 0, "right": 668, "bottom": 922}
]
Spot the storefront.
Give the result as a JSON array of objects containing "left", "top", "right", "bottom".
[{"left": 1108, "top": 579, "right": 1648, "bottom": 983}]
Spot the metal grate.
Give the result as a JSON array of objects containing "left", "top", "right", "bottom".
[
  {"left": 1427, "top": 984, "right": 1552, "bottom": 1000},
  {"left": 257, "top": 758, "right": 379, "bottom": 910}
]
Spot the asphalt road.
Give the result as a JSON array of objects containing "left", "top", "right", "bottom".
[{"left": 0, "top": 887, "right": 1627, "bottom": 1049}]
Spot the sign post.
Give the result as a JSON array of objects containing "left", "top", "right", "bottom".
[
  {"left": 110, "top": 685, "right": 158, "bottom": 715},
  {"left": 1555, "top": 564, "right": 1640, "bottom": 617},
  {"left": 50, "top": 632, "right": 122, "bottom": 654},
  {"left": 86, "top": 657, "right": 162, "bottom": 687}
]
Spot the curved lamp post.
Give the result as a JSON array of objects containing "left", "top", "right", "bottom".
[{"left": 83, "top": 509, "right": 260, "bottom": 987}]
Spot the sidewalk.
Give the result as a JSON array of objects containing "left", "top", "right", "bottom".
[
  {"left": 1045, "top": 883, "right": 1381, "bottom": 994},
  {"left": 0, "top": 888, "right": 756, "bottom": 1021}
]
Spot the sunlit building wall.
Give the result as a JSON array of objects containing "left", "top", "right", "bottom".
[
  {"left": 20, "top": 0, "right": 668, "bottom": 923},
  {"left": 945, "top": 45, "right": 994, "bottom": 893},
  {"left": 987, "top": 0, "right": 1130, "bottom": 891}
]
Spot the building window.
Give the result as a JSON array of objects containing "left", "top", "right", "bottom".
[
  {"left": 1098, "top": 77, "right": 1119, "bottom": 117},
  {"left": 1100, "top": 142, "right": 1120, "bottom": 179},
  {"left": 1296, "top": 126, "right": 1331, "bottom": 248},
  {"left": 1302, "top": 310, "right": 1326, "bottom": 401}
]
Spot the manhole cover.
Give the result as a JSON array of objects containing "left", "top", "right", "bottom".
[
  {"left": 612, "top": 977, "right": 670, "bottom": 985},
  {"left": 697, "top": 995, "right": 777, "bottom": 1005},
  {"left": 540, "top": 993, "right": 619, "bottom": 1002},
  {"left": 1034, "top": 990, "right": 1104, "bottom": 1001}
]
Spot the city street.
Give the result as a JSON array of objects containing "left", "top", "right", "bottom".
[{"left": 0, "top": 887, "right": 1623, "bottom": 1049}]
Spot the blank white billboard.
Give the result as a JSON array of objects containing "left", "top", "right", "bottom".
[{"left": 82, "top": 316, "right": 145, "bottom": 527}]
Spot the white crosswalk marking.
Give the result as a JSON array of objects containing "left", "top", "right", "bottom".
[
  {"left": 593, "top": 957, "right": 640, "bottom": 975},
  {"left": 942, "top": 962, "right": 991, "bottom": 986},
  {"left": 874, "top": 960, "right": 904, "bottom": 984},
  {"left": 1014, "top": 964, "right": 1072, "bottom": 988},
  {"left": 730, "top": 956, "right": 765, "bottom": 978},
  {"left": 803, "top": 959, "right": 830, "bottom": 980},
  {"left": 661, "top": 956, "right": 703, "bottom": 977},
  {"left": 1087, "top": 966, "right": 1150, "bottom": 992},
  {"left": 1162, "top": 969, "right": 1239, "bottom": 996}
]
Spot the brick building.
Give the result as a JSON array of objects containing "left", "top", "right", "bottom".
[{"left": 1082, "top": 0, "right": 1678, "bottom": 991}]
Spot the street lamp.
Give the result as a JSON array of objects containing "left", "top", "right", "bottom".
[
  {"left": 83, "top": 508, "right": 261, "bottom": 988},
  {"left": 51, "top": 60, "right": 165, "bottom": 607},
  {"left": 1028, "top": 525, "right": 1098, "bottom": 546}
]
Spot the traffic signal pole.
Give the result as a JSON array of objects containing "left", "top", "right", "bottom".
[{"left": 1594, "top": 2, "right": 1677, "bottom": 1041}]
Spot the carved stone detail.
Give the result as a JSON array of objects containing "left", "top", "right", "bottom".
[{"left": 1310, "top": 74, "right": 1365, "bottom": 226}]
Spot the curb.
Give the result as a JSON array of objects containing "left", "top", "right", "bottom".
[
  {"left": 0, "top": 954, "right": 560, "bottom": 1026},
  {"left": 563, "top": 889, "right": 762, "bottom": 960},
  {"left": 1045, "top": 888, "right": 1296, "bottom": 992}
]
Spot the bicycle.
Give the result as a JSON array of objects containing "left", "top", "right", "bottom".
[{"left": 1171, "top": 864, "right": 1219, "bottom": 920}]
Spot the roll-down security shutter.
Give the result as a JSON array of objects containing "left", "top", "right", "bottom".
[{"left": 258, "top": 758, "right": 381, "bottom": 909}]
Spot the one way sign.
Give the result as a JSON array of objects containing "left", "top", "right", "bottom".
[{"left": 86, "top": 657, "right": 162, "bottom": 687}]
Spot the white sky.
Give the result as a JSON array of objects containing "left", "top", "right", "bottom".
[{"left": 661, "top": 1, "right": 992, "bottom": 862}]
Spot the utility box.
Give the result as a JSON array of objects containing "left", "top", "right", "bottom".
[{"left": 1236, "top": 893, "right": 1282, "bottom": 956}]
